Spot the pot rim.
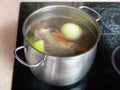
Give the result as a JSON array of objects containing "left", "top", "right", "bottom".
[{"left": 22, "top": 5, "right": 101, "bottom": 58}]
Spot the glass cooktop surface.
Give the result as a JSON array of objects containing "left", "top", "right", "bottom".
[{"left": 12, "top": 2, "right": 120, "bottom": 90}]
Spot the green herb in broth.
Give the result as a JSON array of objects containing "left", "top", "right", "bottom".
[{"left": 26, "top": 31, "right": 34, "bottom": 44}]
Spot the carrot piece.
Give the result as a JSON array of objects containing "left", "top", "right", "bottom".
[
  {"left": 77, "top": 45, "right": 87, "bottom": 53},
  {"left": 52, "top": 32, "right": 70, "bottom": 43}
]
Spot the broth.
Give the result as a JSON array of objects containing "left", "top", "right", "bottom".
[{"left": 25, "top": 17, "right": 96, "bottom": 57}]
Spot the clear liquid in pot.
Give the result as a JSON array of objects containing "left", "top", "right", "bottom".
[{"left": 25, "top": 16, "right": 96, "bottom": 57}]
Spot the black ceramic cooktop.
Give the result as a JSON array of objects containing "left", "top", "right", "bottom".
[{"left": 12, "top": 2, "right": 120, "bottom": 90}]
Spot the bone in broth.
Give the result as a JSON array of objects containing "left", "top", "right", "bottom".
[{"left": 25, "top": 17, "right": 96, "bottom": 57}]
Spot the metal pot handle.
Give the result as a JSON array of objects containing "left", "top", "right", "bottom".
[
  {"left": 14, "top": 46, "right": 47, "bottom": 68},
  {"left": 79, "top": 6, "right": 101, "bottom": 21},
  {"left": 111, "top": 46, "right": 120, "bottom": 75}
]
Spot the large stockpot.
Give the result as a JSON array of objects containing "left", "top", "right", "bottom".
[{"left": 14, "top": 5, "right": 100, "bottom": 86}]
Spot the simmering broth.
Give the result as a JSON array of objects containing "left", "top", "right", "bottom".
[{"left": 25, "top": 16, "right": 96, "bottom": 57}]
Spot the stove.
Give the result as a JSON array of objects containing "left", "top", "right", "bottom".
[{"left": 12, "top": 2, "right": 120, "bottom": 90}]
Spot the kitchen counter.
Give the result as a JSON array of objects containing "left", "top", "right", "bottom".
[{"left": 0, "top": 1, "right": 20, "bottom": 90}]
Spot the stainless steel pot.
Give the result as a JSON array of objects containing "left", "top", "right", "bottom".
[{"left": 14, "top": 5, "right": 100, "bottom": 86}]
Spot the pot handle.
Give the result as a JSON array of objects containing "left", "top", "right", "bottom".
[
  {"left": 14, "top": 46, "right": 47, "bottom": 68},
  {"left": 78, "top": 6, "right": 100, "bottom": 22},
  {"left": 111, "top": 46, "right": 120, "bottom": 75}
]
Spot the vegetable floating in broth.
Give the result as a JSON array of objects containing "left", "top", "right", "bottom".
[
  {"left": 61, "top": 23, "right": 83, "bottom": 41},
  {"left": 25, "top": 17, "right": 96, "bottom": 57},
  {"left": 33, "top": 40, "right": 45, "bottom": 53}
]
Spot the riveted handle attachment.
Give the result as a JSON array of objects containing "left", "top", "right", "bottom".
[{"left": 79, "top": 6, "right": 101, "bottom": 21}]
